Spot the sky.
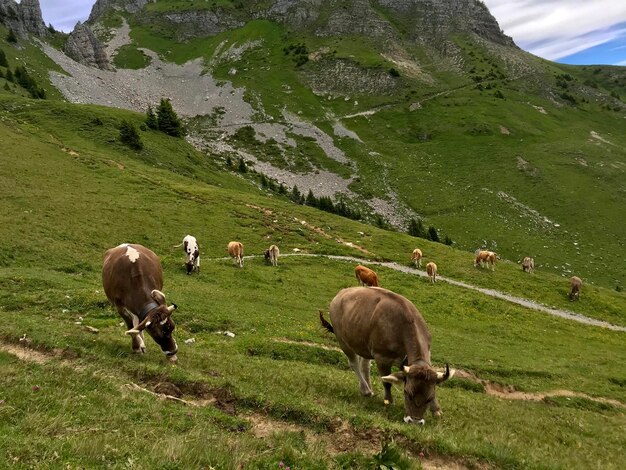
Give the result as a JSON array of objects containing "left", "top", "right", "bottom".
[{"left": 37, "top": 0, "right": 626, "bottom": 66}]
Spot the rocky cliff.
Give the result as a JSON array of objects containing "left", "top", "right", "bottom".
[
  {"left": 0, "top": 0, "right": 47, "bottom": 37},
  {"left": 65, "top": 22, "right": 112, "bottom": 70},
  {"left": 88, "top": 0, "right": 153, "bottom": 23}
]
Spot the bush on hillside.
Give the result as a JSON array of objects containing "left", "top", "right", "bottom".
[
  {"left": 5, "top": 67, "right": 13, "bottom": 82},
  {"left": 0, "top": 48, "right": 7, "bottom": 67},
  {"left": 14, "top": 65, "right": 46, "bottom": 99},
  {"left": 407, "top": 218, "right": 426, "bottom": 238},
  {"left": 6, "top": 28, "right": 17, "bottom": 44},
  {"left": 145, "top": 105, "right": 158, "bottom": 129},
  {"left": 156, "top": 98, "right": 185, "bottom": 137},
  {"left": 119, "top": 120, "right": 143, "bottom": 151}
]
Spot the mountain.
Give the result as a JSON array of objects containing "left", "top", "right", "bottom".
[
  {"left": 0, "top": 0, "right": 47, "bottom": 37},
  {"left": 1, "top": 0, "right": 625, "bottom": 289}
]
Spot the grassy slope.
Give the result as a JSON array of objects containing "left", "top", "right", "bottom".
[
  {"left": 0, "top": 94, "right": 625, "bottom": 469},
  {"left": 117, "top": 12, "right": 626, "bottom": 288}
]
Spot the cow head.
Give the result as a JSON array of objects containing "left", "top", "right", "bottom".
[
  {"left": 185, "top": 248, "right": 198, "bottom": 275},
  {"left": 382, "top": 363, "right": 454, "bottom": 423},
  {"left": 126, "top": 290, "right": 178, "bottom": 361},
  {"left": 264, "top": 249, "right": 271, "bottom": 261}
]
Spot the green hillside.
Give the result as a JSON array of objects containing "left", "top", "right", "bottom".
[
  {"left": 0, "top": 91, "right": 625, "bottom": 469},
  {"left": 0, "top": 1, "right": 625, "bottom": 467}
]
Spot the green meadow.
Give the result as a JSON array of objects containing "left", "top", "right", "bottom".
[{"left": 1, "top": 93, "right": 625, "bottom": 469}]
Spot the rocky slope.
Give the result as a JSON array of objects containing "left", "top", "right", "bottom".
[{"left": 64, "top": 22, "right": 112, "bottom": 70}]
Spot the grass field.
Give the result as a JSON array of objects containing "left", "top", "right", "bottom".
[{"left": 1, "top": 92, "right": 625, "bottom": 469}]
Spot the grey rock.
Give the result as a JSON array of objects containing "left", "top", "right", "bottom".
[
  {"left": 88, "top": 0, "right": 152, "bottom": 22},
  {"left": 65, "top": 22, "right": 113, "bottom": 71},
  {"left": 0, "top": 0, "right": 47, "bottom": 37},
  {"left": 137, "top": 10, "right": 244, "bottom": 41}
]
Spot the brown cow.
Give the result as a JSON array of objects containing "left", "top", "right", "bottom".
[
  {"left": 426, "top": 262, "right": 437, "bottom": 283},
  {"left": 521, "top": 257, "right": 534, "bottom": 273},
  {"left": 228, "top": 241, "right": 244, "bottom": 268},
  {"left": 475, "top": 250, "right": 497, "bottom": 270},
  {"left": 320, "top": 287, "right": 453, "bottom": 424},
  {"left": 412, "top": 248, "right": 423, "bottom": 268},
  {"left": 355, "top": 265, "right": 379, "bottom": 287},
  {"left": 569, "top": 276, "right": 582, "bottom": 301},
  {"left": 102, "top": 244, "right": 178, "bottom": 361},
  {"left": 264, "top": 244, "right": 280, "bottom": 266}
]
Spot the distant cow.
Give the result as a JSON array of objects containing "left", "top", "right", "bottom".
[
  {"left": 320, "top": 287, "right": 453, "bottom": 424},
  {"left": 228, "top": 241, "right": 244, "bottom": 267},
  {"left": 355, "top": 265, "right": 379, "bottom": 287},
  {"left": 521, "top": 257, "right": 534, "bottom": 273},
  {"left": 569, "top": 276, "right": 582, "bottom": 301},
  {"left": 181, "top": 235, "right": 200, "bottom": 275},
  {"left": 412, "top": 248, "right": 423, "bottom": 268},
  {"left": 102, "top": 244, "right": 178, "bottom": 361},
  {"left": 264, "top": 244, "right": 280, "bottom": 266},
  {"left": 426, "top": 262, "right": 437, "bottom": 283},
  {"left": 475, "top": 250, "right": 497, "bottom": 270}
]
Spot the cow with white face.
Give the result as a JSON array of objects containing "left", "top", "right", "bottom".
[
  {"left": 102, "top": 244, "right": 178, "bottom": 361},
  {"left": 320, "top": 287, "right": 453, "bottom": 425},
  {"left": 182, "top": 235, "right": 200, "bottom": 275}
]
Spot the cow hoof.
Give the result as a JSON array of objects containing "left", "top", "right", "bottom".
[
  {"left": 133, "top": 347, "right": 146, "bottom": 354},
  {"left": 432, "top": 410, "right": 443, "bottom": 418},
  {"left": 384, "top": 399, "right": 391, "bottom": 406},
  {"left": 168, "top": 354, "right": 178, "bottom": 363}
]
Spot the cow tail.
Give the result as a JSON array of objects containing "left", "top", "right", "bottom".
[{"left": 319, "top": 310, "right": 334, "bottom": 334}]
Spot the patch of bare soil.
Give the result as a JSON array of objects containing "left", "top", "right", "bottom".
[
  {"left": 0, "top": 342, "right": 50, "bottom": 364},
  {"left": 273, "top": 337, "right": 341, "bottom": 352},
  {"left": 454, "top": 369, "right": 625, "bottom": 409},
  {"left": 499, "top": 125, "right": 510, "bottom": 135}
]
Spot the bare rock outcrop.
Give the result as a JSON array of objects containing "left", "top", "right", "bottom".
[
  {"left": 88, "top": 0, "right": 152, "bottom": 22},
  {"left": 0, "top": 0, "right": 47, "bottom": 37},
  {"left": 65, "top": 22, "right": 112, "bottom": 71}
]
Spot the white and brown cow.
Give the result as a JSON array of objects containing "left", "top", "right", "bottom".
[
  {"left": 521, "top": 257, "right": 534, "bottom": 273},
  {"left": 102, "top": 244, "right": 178, "bottom": 361},
  {"left": 475, "top": 250, "right": 497, "bottom": 270},
  {"left": 228, "top": 241, "right": 244, "bottom": 268},
  {"left": 182, "top": 235, "right": 200, "bottom": 275},
  {"left": 412, "top": 248, "right": 423, "bottom": 268},
  {"left": 321, "top": 287, "right": 453, "bottom": 424},
  {"left": 426, "top": 262, "right": 437, "bottom": 283},
  {"left": 264, "top": 244, "right": 280, "bottom": 266}
]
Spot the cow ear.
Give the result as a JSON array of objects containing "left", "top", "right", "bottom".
[{"left": 381, "top": 371, "right": 405, "bottom": 384}]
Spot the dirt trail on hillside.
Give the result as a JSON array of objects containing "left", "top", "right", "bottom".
[{"left": 217, "top": 253, "right": 626, "bottom": 332}]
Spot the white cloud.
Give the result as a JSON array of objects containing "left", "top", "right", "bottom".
[
  {"left": 483, "top": 0, "right": 626, "bottom": 60},
  {"left": 614, "top": 60, "right": 626, "bottom": 66}
]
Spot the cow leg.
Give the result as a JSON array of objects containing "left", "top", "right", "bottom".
[
  {"left": 359, "top": 357, "right": 373, "bottom": 395},
  {"left": 344, "top": 350, "right": 373, "bottom": 397},
  {"left": 430, "top": 398, "right": 443, "bottom": 417},
  {"left": 196, "top": 256, "right": 200, "bottom": 273},
  {"left": 118, "top": 306, "right": 146, "bottom": 353},
  {"left": 376, "top": 360, "right": 394, "bottom": 405}
]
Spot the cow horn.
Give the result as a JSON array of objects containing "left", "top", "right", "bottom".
[
  {"left": 436, "top": 363, "right": 455, "bottom": 383},
  {"left": 151, "top": 289, "right": 166, "bottom": 304},
  {"left": 167, "top": 303, "right": 177, "bottom": 313},
  {"left": 403, "top": 365, "right": 411, "bottom": 374}
]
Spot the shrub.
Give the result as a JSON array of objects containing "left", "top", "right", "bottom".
[
  {"left": 426, "top": 226, "right": 440, "bottom": 242},
  {"left": 157, "top": 98, "right": 184, "bottom": 137},
  {"left": 0, "top": 48, "right": 7, "bottom": 67},
  {"left": 494, "top": 90, "right": 505, "bottom": 99},
  {"left": 407, "top": 218, "right": 425, "bottom": 238},
  {"left": 119, "top": 120, "right": 143, "bottom": 150},
  {"left": 237, "top": 157, "right": 247, "bottom": 173},
  {"left": 6, "top": 28, "right": 17, "bottom": 44},
  {"left": 389, "top": 67, "right": 400, "bottom": 77},
  {"left": 5, "top": 68, "right": 13, "bottom": 82},
  {"left": 14, "top": 65, "right": 45, "bottom": 99},
  {"left": 145, "top": 105, "right": 158, "bottom": 129}
]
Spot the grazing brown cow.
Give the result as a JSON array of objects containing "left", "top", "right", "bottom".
[
  {"left": 264, "top": 244, "right": 280, "bottom": 266},
  {"left": 522, "top": 257, "right": 534, "bottom": 273},
  {"left": 426, "top": 262, "right": 437, "bottom": 283},
  {"left": 569, "top": 276, "right": 582, "bottom": 301},
  {"left": 320, "top": 287, "right": 453, "bottom": 424},
  {"left": 412, "top": 248, "right": 423, "bottom": 268},
  {"left": 228, "top": 241, "right": 244, "bottom": 267},
  {"left": 355, "top": 265, "right": 379, "bottom": 287},
  {"left": 102, "top": 244, "right": 178, "bottom": 361},
  {"left": 475, "top": 250, "right": 497, "bottom": 270}
]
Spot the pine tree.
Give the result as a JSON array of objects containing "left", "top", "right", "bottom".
[
  {"left": 0, "top": 48, "right": 7, "bottom": 67},
  {"left": 145, "top": 105, "right": 158, "bottom": 129},
  {"left": 407, "top": 218, "right": 425, "bottom": 238},
  {"left": 119, "top": 120, "right": 143, "bottom": 150},
  {"left": 156, "top": 98, "right": 184, "bottom": 137},
  {"left": 3, "top": 82, "right": 10, "bottom": 92},
  {"left": 278, "top": 183, "right": 287, "bottom": 195},
  {"left": 6, "top": 29, "right": 17, "bottom": 44},
  {"left": 427, "top": 226, "right": 440, "bottom": 243},
  {"left": 306, "top": 189, "right": 317, "bottom": 207},
  {"left": 5, "top": 68, "right": 13, "bottom": 82},
  {"left": 444, "top": 236, "right": 453, "bottom": 246},
  {"left": 0, "top": 68, "right": 4, "bottom": 79},
  {"left": 290, "top": 185, "right": 301, "bottom": 203},
  {"left": 237, "top": 157, "right": 247, "bottom": 173}
]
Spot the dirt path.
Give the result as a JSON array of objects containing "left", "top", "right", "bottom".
[{"left": 218, "top": 253, "right": 626, "bottom": 332}]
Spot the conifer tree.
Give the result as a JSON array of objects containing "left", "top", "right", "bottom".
[
  {"left": 0, "top": 48, "right": 7, "bottom": 67},
  {"left": 145, "top": 105, "right": 158, "bottom": 129},
  {"left": 6, "top": 29, "right": 17, "bottom": 44},
  {"left": 156, "top": 98, "right": 184, "bottom": 137},
  {"left": 119, "top": 120, "right": 143, "bottom": 150}
]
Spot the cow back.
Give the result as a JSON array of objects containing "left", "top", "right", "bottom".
[
  {"left": 102, "top": 244, "right": 164, "bottom": 314},
  {"left": 329, "top": 287, "right": 431, "bottom": 361}
]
